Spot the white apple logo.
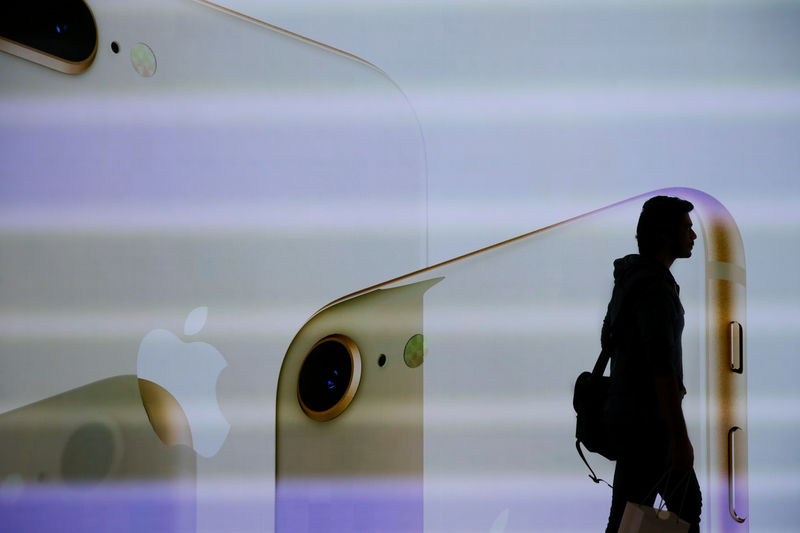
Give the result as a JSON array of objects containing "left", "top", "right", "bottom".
[
  {"left": 137, "top": 306, "right": 230, "bottom": 458},
  {"left": 490, "top": 508, "right": 509, "bottom": 533}
]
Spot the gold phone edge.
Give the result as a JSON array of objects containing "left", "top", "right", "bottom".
[{"left": 694, "top": 191, "right": 748, "bottom": 531}]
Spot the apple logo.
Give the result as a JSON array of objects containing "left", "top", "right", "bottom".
[
  {"left": 137, "top": 306, "right": 230, "bottom": 458},
  {"left": 489, "top": 508, "right": 509, "bottom": 533}
]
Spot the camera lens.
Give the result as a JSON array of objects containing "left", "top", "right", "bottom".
[
  {"left": 61, "top": 422, "right": 117, "bottom": 483},
  {"left": 0, "top": 0, "right": 97, "bottom": 70},
  {"left": 297, "top": 335, "right": 361, "bottom": 421}
]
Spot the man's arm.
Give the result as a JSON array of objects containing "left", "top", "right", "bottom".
[
  {"left": 636, "top": 284, "right": 694, "bottom": 471},
  {"left": 654, "top": 372, "right": 694, "bottom": 472}
]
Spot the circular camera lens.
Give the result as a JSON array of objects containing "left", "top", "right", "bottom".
[
  {"left": 0, "top": 0, "right": 98, "bottom": 65},
  {"left": 297, "top": 335, "right": 361, "bottom": 421},
  {"left": 61, "top": 422, "right": 116, "bottom": 483}
]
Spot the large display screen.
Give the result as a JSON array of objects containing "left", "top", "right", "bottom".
[{"left": 2, "top": 1, "right": 798, "bottom": 532}]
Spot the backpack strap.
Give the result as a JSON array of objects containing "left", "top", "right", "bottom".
[
  {"left": 575, "top": 439, "right": 613, "bottom": 488},
  {"left": 592, "top": 347, "right": 611, "bottom": 378}
]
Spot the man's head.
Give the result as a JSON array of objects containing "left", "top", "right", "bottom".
[{"left": 636, "top": 196, "right": 697, "bottom": 263}]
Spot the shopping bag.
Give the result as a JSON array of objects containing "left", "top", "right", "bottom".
[{"left": 617, "top": 501, "right": 689, "bottom": 533}]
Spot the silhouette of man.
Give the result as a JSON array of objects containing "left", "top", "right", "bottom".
[{"left": 602, "top": 196, "right": 702, "bottom": 533}]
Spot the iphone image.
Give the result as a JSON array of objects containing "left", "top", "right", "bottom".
[
  {"left": 276, "top": 187, "right": 747, "bottom": 533},
  {"left": 0, "top": 375, "right": 196, "bottom": 532},
  {"left": 1, "top": 0, "right": 426, "bottom": 531}
]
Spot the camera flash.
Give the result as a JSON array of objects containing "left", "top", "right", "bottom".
[
  {"left": 130, "top": 42, "right": 156, "bottom": 77},
  {"left": 403, "top": 334, "right": 426, "bottom": 368}
]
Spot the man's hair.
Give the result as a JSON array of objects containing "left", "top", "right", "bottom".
[{"left": 636, "top": 195, "right": 694, "bottom": 256}]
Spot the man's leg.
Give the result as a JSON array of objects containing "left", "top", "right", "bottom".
[
  {"left": 661, "top": 469, "right": 702, "bottom": 533},
  {"left": 605, "top": 421, "right": 671, "bottom": 533},
  {"left": 605, "top": 453, "right": 664, "bottom": 532}
]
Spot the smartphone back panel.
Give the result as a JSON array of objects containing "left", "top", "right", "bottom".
[
  {"left": 276, "top": 188, "right": 748, "bottom": 533},
  {"left": 1, "top": 1, "right": 427, "bottom": 531}
]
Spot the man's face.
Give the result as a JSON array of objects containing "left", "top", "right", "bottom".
[{"left": 671, "top": 212, "right": 697, "bottom": 259}]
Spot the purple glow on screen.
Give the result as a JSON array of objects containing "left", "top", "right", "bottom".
[
  {"left": 0, "top": 481, "right": 196, "bottom": 533},
  {"left": 276, "top": 478, "right": 422, "bottom": 533}
]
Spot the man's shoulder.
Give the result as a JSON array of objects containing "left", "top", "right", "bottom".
[
  {"left": 613, "top": 257, "right": 679, "bottom": 312},
  {"left": 613, "top": 255, "right": 670, "bottom": 292}
]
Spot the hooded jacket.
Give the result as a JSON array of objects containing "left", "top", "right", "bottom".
[{"left": 602, "top": 254, "right": 685, "bottom": 422}]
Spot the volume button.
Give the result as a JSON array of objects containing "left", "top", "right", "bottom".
[
  {"left": 728, "top": 427, "right": 747, "bottom": 523},
  {"left": 730, "top": 322, "right": 744, "bottom": 373}
]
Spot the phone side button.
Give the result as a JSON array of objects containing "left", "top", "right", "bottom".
[
  {"left": 728, "top": 426, "right": 747, "bottom": 523},
  {"left": 730, "top": 322, "right": 744, "bottom": 374}
]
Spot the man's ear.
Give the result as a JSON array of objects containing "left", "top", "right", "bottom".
[{"left": 663, "top": 229, "right": 680, "bottom": 257}]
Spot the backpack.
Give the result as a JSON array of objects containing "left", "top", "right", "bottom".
[
  {"left": 573, "top": 265, "right": 651, "bottom": 486},
  {"left": 573, "top": 347, "right": 616, "bottom": 486}
]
